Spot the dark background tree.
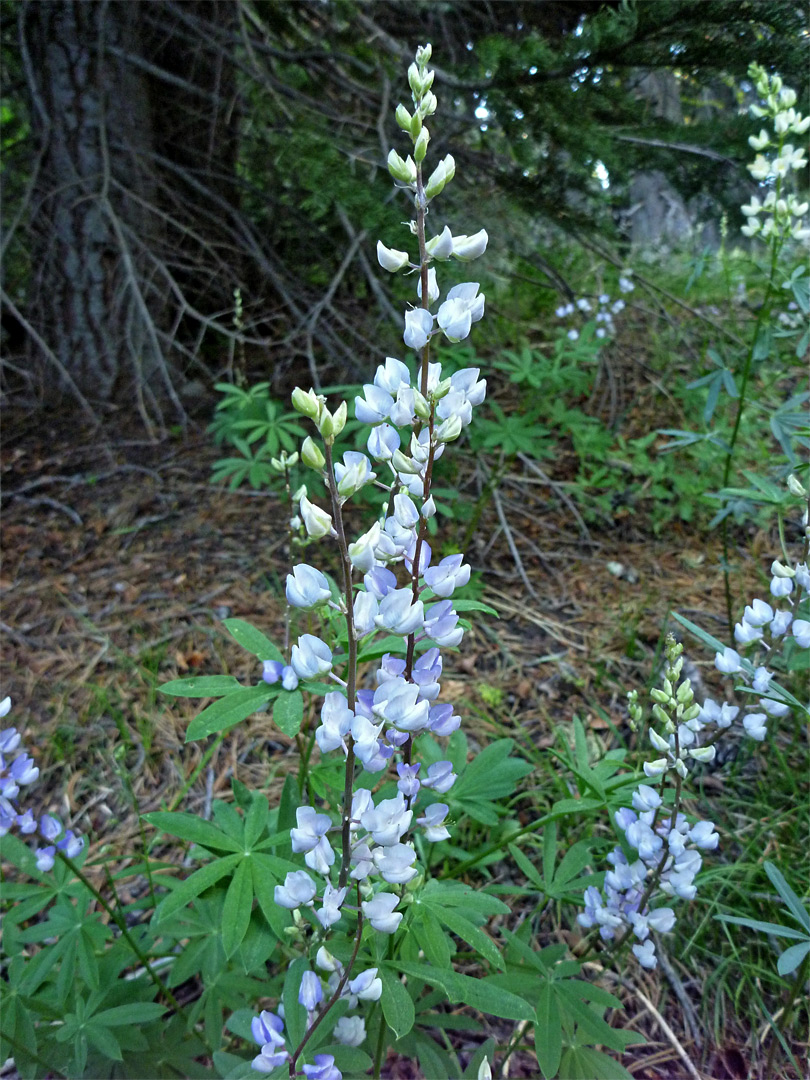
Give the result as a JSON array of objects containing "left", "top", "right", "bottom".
[{"left": 1, "top": 0, "right": 806, "bottom": 429}]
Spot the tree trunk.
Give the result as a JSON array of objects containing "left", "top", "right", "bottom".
[{"left": 24, "top": 0, "right": 170, "bottom": 421}]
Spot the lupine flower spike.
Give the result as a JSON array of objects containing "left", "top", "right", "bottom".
[{"left": 247, "top": 43, "right": 488, "bottom": 1074}]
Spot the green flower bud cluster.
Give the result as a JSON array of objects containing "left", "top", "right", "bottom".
[
  {"left": 291, "top": 388, "right": 347, "bottom": 445},
  {"left": 270, "top": 449, "right": 299, "bottom": 474},
  {"left": 388, "top": 42, "right": 454, "bottom": 206}
]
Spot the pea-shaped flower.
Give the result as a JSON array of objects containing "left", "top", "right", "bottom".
[
  {"left": 286, "top": 564, "right": 331, "bottom": 609},
  {"left": 437, "top": 283, "right": 485, "bottom": 342},
  {"left": 291, "top": 634, "right": 333, "bottom": 679},
  {"left": 361, "top": 891, "right": 402, "bottom": 934}
]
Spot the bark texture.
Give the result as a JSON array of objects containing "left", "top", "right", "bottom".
[{"left": 25, "top": 0, "right": 168, "bottom": 414}]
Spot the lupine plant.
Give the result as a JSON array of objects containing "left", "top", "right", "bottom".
[
  {"left": 662, "top": 63, "right": 809, "bottom": 633},
  {"left": 2, "top": 44, "right": 809, "bottom": 1080}
]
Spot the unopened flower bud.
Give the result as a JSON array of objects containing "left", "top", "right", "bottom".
[
  {"left": 771, "top": 560, "right": 795, "bottom": 578},
  {"left": 435, "top": 414, "right": 462, "bottom": 443},
  {"left": 413, "top": 390, "right": 431, "bottom": 420},
  {"left": 650, "top": 688, "right": 670, "bottom": 705},
  {"left": 415, "top": 43, "right": 432, "bottom": 66},
  {"left": 392, "top": 449, "right": 421, "bottom": 475},
  {"left": 787, "top": 474, "right": 807, "bottom": 498},
  {"left": 419, "top": 91, "right": 438, "bottom": 118},
  {"left": 424, "top": 158, "right": 452, "bottom": 200},
  {"left": 652, "top": 703, "right": 670, "bottom": 726},
  {"left": 395, "top": 104, "right": 413, "bottom": 131},
  {"left": 292, "top": 387, "right": 322, "bottom": 420},
  {"left": 431, "top": 376, "right": 453, "bottom": 400},
  {"left": 676, "top": 681, "right": 694, "bottom": 706},
  {"left": 689, "top": 746, "right": 716, "bottom": 763},
  {"left": 388, "top": 149, "right": 417, "bottom": 186},
  {"left": 413, "top": 127, "right": 430, "bottom": 162},
  {"left": 301, "top": 436, "right": 325, "bottom": 470}
]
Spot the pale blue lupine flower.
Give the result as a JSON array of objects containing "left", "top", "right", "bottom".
[
  {"left": 333, "top": 1016, "right": 366, "bottom": 1046},
  {"left": 286, "top": 564, "right": 332, "bottom": 609},
  {"left": 302, "top": 1054, "right": 342, "bottom": 1080},
  {"left": 274, "top": 870, "right": 317, "bottom": 909},
  {"left": 315, "top": 882, "right": 347, "bottom": 929},
  {"left": 403, "top": 307, "right": 433, "bottom": 350},
  {"left": 291, "top": 635, "right": 333, "bottom": 679},
  {"left": 361, "top": 892, "right": 402, "bottom": 934},
  {"left": 348, "top": 968, "right": 382, "bottom": 1001},
  {"left": 421, "top": 760, "right": 456, "bottom": 794},
  {"left": 360, "top": 793, "right": 412, "bottom": 847},
  {"left": 262, "top": 660, "right": 284, "bottom": 685},
  {"left": 299, "top": 970, "right": 324, "bottom": 1011}
]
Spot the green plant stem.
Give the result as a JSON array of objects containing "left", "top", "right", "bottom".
[
  {"left": 719, "top": 230, "right": 783, "bottom": 636},
  {"left": 288, "top": 886, "right": 364, "bottom": 1076},
  {"left": 322, "top": 441, "right": 358, "bottom": 889},
  {"left": 0, "top": 1029, "right": 68, "bottom": 1078},
  {"left": 372, "top": 1007, "right": 389, "bottom": 1080},
  {"left": 56, "top": 850, "right": 191, "bottom": 1024},
  {"left": 765, "top": 948, "right": 810, "bottom": 1076},
  {"left": 372, "top": 935, "right": 396, "bottom": 1078}
]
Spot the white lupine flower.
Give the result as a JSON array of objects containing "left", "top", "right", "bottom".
[
  {"left": 792, "top": 619, "right": 810, "bottom": 648},
  {"left": 744, "top": 599, "right": 773, "bottom": 627},
  {"left": 355, "top": 384, "right": 393, "bottom": 425},
  {"left": 417, "top": 802, "right": 451, "bottom": 841},
  {"left": 377, "top": 241, "right": 410, "bottom": 272},
  {"left": 404, "top": 307, "right": 434, "bottom": 350},
  {"left": 748, "top": 129, "right": 770, "bottom": 151},
  {"left": 361, "top": 794, "right": 412, "bottom": 847},
  {"left": 375, "top": 589, "right": 424, "bottom": 635},
  {"left": 361, "top": 892, "right": 402, "bottom": 933},
  {"left": 316, "top": 883, "right": 347, "bottom": 929},
  {"left": 632, "top": 940, "right": 658, "bottom": 969},
  {"left": 286, "top": 564, "right": 332, "bottom": 609},
  {"left": 743, "top": 713, "right": 768, "bottom": 740},
  {"left": 771, "top": 575, "right": 793, "bottom": 598},
  {"left": 348, "top": 522, "right": 382, "bottom": 573},
  {"left": 426, "top": 225, "right": 453, "bottom": 259},
  {"left": 349, "top": 968, "right": 383, "bottom": 1002},
  {"left": 316, "top": 693, "right": 354, "bottom": 754},
  {"left": 373, "top": 842, "right": 418, "bottom": 883},
  {"left": 372, "top": 677, "right": 430, "bottom": 732},
  {"left": 274, "top": 870, "right": 317, "bottom": 909},
  {"left": 417, "top": 267, "right": 440, "bottom": 303},
  {"left": 290, "top": 634, "right": 333, "bottom": 678},
  {"left": 715, "top": 647, "right": 742, "bottom": 674},
  {"left": 299, "top": 495, "right": 333, "bottom": 539},
  {"left": 350, "top": 714, "right": 384, "bottom": 767},
  {"left": 375, "top": 357, "right": 412, "bottom": 396},
  {"left": 450, "top": 229, "right": 488, "bottom": 261},
  {"left": 735, "top": 620, "right": 763, "bottom": 645},
  {"left": 437, "top": 283, "right": 485, "bottom": 342},
  {"left": 334, "top": 1016, "right": 366, "bottom": 1047}
]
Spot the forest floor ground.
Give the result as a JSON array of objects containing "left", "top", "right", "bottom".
[{"left": 0, "top": 399, "right": 800, "bottom": 1080}]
